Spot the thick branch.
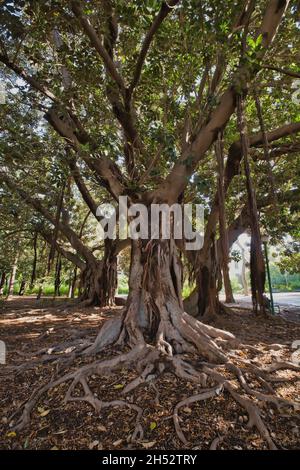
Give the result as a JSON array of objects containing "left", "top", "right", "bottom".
[
  {"left": 40, "top": 230, "right": 86, "bottom": 271},
  {"left": 155, "top": 0, "right": 290, "bottom": 202},
  {"left": 45, "top": 109, "right": 124, "bottom": 199},
  {"left": 69, "top": 158, "right": 99, "bottom": 218},
  {"left": 203, "top": 120, "right": 300, "bottom": 252},
  {"left": 129, "top": 0, "right": 180, "bottom": 95},
  {"left": 0, "top": 172, "right": 96, "bottom": 265},
  {"left": 262, "top": 65, "right": 300, "bottom": 79},
  {"left": 70, "top": 0, "right": 125, "bottom": 93}
]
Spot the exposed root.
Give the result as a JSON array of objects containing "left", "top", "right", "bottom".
[
  {"left": 173, "top": 385, "right": 224, "bottom": 445},
  {"left": 12, "top": 345, "right": 148, "bottom": 433},
  {"left": 10, "top": 312, "right": 300, "bottom": 450},
  {"left": 229, "top": 387, "right": 277, "bottom": 450},
  {"left": 83, "top": 316, "right": 123, "bottom": 355},
  {"left": 64, "top": 375, "right": 144, "bottom": 441},
  {"left": 210, "top": 435, "right": 225, "bottom": 450},
  {"left": 226, "top": 362, "right": 297, "bottom": 410}
]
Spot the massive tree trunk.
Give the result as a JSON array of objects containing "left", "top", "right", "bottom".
[{"left": 90, "top": 233, "right": 230, "bottom": 364}]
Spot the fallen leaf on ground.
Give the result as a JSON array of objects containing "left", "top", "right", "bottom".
[
  {"left": 150, "top": 421, "right": 157, "bottom": 431},
  {"left": 114, "top": 384, "right": 124, "bottom": 389},
  {"left": 38, "top": 409, "right": 50, "bottom": 417},
  {"left": 113, "top": 439, "right": 123, "bottom": 446},
  {"left": 89, "top": 440, "right": 99, "bottom": 449},
  {"left": 142, "top": 441, "right": 156, "bottom": 449}
]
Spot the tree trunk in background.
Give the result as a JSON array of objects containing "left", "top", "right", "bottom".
[
  {"left": 7, "top": 252, "right": 19, "bottom": 298},
  {"left": 18, "top": 279, "right": 26, "bottom": 296},
  {"left": 48, "top": 181, "right": 66, "bottom": 274},
  {"left": 54, "top": 253, "right": 62, "bottom": 297},
  {"left": 37, "top": 243, "right": 48, "bottom": 300},
  {"left": 30, "top": 232, "right": 38, "bottom": 290},
  {"left": 0, "top": 272, "right": 6, "bottom": 295},
  {"left": 79, "top": 239, "right": 118, "bottom": 307},
  {"left": 68, "top": 266, "right": 78, "bottom": 298}
]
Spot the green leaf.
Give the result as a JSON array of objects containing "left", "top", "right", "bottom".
[
  {"left": 114, "top": 384, "right": 124, "bottom": 389},
  {"left": 256, "top": 34, "right": 263, "bottom": 47},
  {"left": 150, "top": 421, "right": 157, "bottom": 431}
]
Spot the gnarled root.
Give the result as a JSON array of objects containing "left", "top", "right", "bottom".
[
  {"left": 11, "top": 313, "right": 300, "bottom": 450},
  {"left": 173, "top": 385, "right": 224, "bottom": 445},
  {"left": 12, "top": 345, "right": 148, "bottom": 435}
]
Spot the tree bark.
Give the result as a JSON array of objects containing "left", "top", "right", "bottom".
[
  {"left": 18, "top": 279, "right": 26, "bottom": 296},
  {"left": 0, "top": 272, "right": 6, "bottom": 295},
  {"left": 68, "top": 266, "right": 78, "bottom": 299},
  {"left": 30, "top": 232, "right": 38, "bottom": 290},
  {"left": 89, "top": 233, "right": 228, "bottom": 364},
  {"left": 237, "top": 95, "right": 266, "bottom": 315},
  {"left": 216, "top": 132, "right": 235, "bottom": 304},
  {"left": 79, "top": 239, "right": 118, "bottom": 307},
  {"left": 54, "top": 253, "right": 62, "bottom": 297},
  {"left": 7, "top": 252, "right": 19, "bottom": 298},
  {"left": 237, "top": 241, "right": 249, "bottom": 296}
]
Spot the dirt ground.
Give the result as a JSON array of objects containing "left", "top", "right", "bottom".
[{"left": 0, "top": 296, "right": 300, "bottom": 450}]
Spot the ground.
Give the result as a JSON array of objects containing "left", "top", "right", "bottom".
[{"left": 0, "top": 296, "right": 300, "bottom": 450}]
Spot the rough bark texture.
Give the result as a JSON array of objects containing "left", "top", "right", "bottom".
[
  {"left": 13, "top": 233, "right": 299, "bottom": 451},
  {"left": 79, "top": 239, "right": 118, "bottom": 307}
]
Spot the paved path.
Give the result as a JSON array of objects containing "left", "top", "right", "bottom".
[
  {"left": 220, "top": 292, "right": 300, "bottom": 323},
  {"left": 227, "top": 292, "right": 300, "bottom": 307}
]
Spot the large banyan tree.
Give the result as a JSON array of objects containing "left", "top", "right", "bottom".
[{"left": 1, "top": 0, "right": 300, "bottom": 449}]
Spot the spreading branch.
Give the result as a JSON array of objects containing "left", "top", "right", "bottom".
[
  {"left": 155, "top": 0, "right": 290, "bottom": 203},
  {"left": 129, "top": 0, "right": 181, "bottom": 95},
  {"left": 70, "top": 0, "right": 125, "bottom": 94}
]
